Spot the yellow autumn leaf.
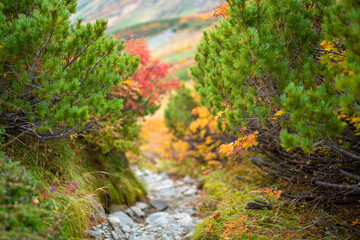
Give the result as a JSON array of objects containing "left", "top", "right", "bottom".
[{"left": 275, "top": 110, "right": 284, "bottom": 116}]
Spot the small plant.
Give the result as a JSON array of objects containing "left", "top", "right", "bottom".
[
  {"left": 222, "top": 215, "right": 250, "bottom": 239},
  {"left": 0, "top": 154, "right": 59, "bottom": 239}
]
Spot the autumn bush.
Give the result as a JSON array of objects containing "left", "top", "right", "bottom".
[
  {"left": 87, "top": 38, "right": 180, "bottom": 155},
  {"left": 164, "top": 87, "right": 236, "bottom": 169},
  {"left": 82, "top": 38, "right": 179, "bottom": 206},
  {"left": 192, "top": 0, "right": 360, "bottom": 203}
]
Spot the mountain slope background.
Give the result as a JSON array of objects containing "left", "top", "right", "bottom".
[
  {"left": 74, "top": 0, "right": 219, "bottom": 34},
  {"left": 74, "top": 0, "right": 220, "bottom": 118}
]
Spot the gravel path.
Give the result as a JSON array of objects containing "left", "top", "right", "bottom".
[{"left": 86, "top": 169, "right": 204, "bottom": 240}]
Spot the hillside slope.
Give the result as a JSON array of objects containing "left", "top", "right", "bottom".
[{"left": 74, "top": 0, "right": 219, "bottom": 33}]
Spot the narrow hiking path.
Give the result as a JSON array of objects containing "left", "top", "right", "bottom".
[{"left": 86, "top": 168, "right": 205, "bottom": 240}]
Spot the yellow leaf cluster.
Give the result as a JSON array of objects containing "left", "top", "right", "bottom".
[
  {"left": 336, "top": 111, "right": 360, "bottom": 135},
  {"left": 189, "top": 106, "right": 217, "bottom": 133},
  {"left": 219, "top": 131, "right": 259, "bottom": 156},
  {"left": 319, "top": 40, "right": 348, "bottom": 72}
]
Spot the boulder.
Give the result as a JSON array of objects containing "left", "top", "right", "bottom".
[
  {"left": 89, "top": 196, "right": 106, "bottom": 220},
  {"left": 149, "top": 200, "right": 168, "bottom": 211},
  {"left": 107, "top": 211, "right": 134, "bottom": 228}
]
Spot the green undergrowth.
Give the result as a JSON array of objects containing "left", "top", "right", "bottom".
[
  {"left": 83, "top": 149, "right": 147, "bottom": 206},
  {"left": 2, "top": 140, "right": 146, "bottom": 239},
  {"left": 193, "top": 157, "right": 358, "bottom": 240}
]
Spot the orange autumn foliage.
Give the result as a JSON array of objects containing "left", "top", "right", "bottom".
[
  {"left": 254, "top": 187, "right": 283, "bottom": 199},
  {"left": 222, "top": 215, "right": 249, "bottom": 239},
  {"left": 213, "top": 0, "right": 230, "bottom": 19}
]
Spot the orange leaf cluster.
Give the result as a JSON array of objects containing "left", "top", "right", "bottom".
[
  {"left": 254, "top": 187, "right": 283, "bottom": 199},
  {"left": 219, "top": 131, "right": 259, "bottom": 156},
  {"left": 222, "top": 215, "right": 249, "bottom": 239},
  {"left": 213, "top": 0, "right": 230, "bottom": 19}
]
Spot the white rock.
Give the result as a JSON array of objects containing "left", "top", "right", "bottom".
[
  {"left": 160, "top": 172, "right": 169, "bottom": 179},
  {"left": 111, "top": 231, "right": 120, "bottom": 240},
  {"left": 125, "top": 207, "right": 135, "bottom": 217},
  {"left": 183, "top": 176, "right": 195, "bottom": 184},
  {"left": 130, "top": 206, "right": 145, "bottom": 217},
  {"left": 122, "top": 225, "right": 132, "bottom": 233},
  {"left": 108, "top": 211, "right": 134, "bottom": 227},
  {"left": 146, "top": 212, "right": 175, "bottom": 227},
  {"left": 172, "top": 213, "right": 190, "bottom": 220},
  {"left": 135, "top": 202, "right": 148, "bottom": 210},
  {"left": 177, "top": 214, "right": 193, "bottom": 226},
  {"left": 183, "top": 187, "right": 197, "bottom": 196}
]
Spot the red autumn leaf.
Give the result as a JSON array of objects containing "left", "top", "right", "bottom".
[
  {"left": 115, "top": 38, "right": 181, "bottom": 112},
  {"left": 213, "top": 213, "right": 221, "bottom": 219}
]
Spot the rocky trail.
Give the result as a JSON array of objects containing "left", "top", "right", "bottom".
[{"left": 86, "top": 169, "right": 204, "bottom": 240}]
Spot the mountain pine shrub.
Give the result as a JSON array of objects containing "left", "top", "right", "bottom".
[
  {"left": 192, "top": 0, "right": 360, "bottom": 202},
  {"left": 0, "top": 0, "right": 138, "bottom": 141},
  {"left": 165, "top": 86, "right": 199, "bottom": 138}
]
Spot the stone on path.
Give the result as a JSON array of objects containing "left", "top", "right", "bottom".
[
  {"left": 90, "top": 168, "right": 204, "bottom": 240},
  {"left": 172, "top": 212, "right": 190, "bottom": 220},
  {"left": 149, "top": 200, "right": 168, "bottom": 211},
  {"left": 89, "top": 196, "right": 106, "bottom": 220},
  {"left": 135, "top": 202, "right": 148, "bottom": 210},
  {"left": 177, "top": 214, "right": 193, "bottom": 226},
  {"left": 146, "top": 212, "right": 175, "bottom": 227},
  {"left": 130, "top": 206, "right": 145, "bottom": 217},
  {"left": 153, "top": 179, "right": 175, "bottom": 190},
  {"left": 125, "top": 207, "right": 135, "bottom": 217},
  {"left": 122, "top": 225, "right": 132, "bottom": 233},
  {"left": 183, "top": 176, "right": 195, "bottom": 184},
  {"left": 183, "top": 187, "right": 197, "bottom": 196},
  {"left": 107, "top": 211, "right": 134, "bottom": 227}
]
